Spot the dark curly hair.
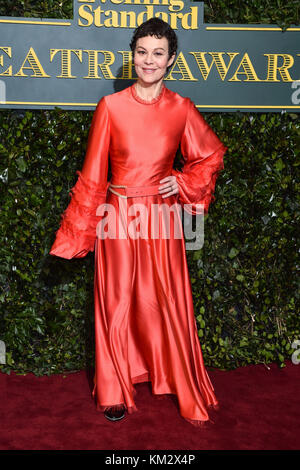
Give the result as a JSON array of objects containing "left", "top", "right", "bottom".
[{"left": 130, "top": 18, "right": 178, "bottom": 62}]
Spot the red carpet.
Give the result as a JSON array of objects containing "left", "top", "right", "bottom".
[{"left": 1, "top": 361, "right": 299, "bottom": 450}]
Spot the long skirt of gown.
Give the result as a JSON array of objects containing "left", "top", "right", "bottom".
[{"left": 92, "top": 190, "right": 219, "bottom": 426}]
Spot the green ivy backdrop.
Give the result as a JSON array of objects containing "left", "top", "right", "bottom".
[{"left": 0, "top": 0, "right": 299, "bottom": 375}]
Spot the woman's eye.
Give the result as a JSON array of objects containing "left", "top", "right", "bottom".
[{"left": 136, "top": 51, "right": 163, "bottom": 56}]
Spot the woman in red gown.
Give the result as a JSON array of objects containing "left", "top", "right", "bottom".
[{"left": 50, "top": 18, "right": 227, "bottom": 427}]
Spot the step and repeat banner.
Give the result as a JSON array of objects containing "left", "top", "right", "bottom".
[{"left": 0, "top": 0, "right": 299, "bottom": 111}]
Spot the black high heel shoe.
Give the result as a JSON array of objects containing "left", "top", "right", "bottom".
[{"left": 104, "top": 405, "right": 126, "bottom": 422}]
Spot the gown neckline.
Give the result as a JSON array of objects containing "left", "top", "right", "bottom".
[{"left": 131, "top": 82, "right": 165, "bottom": 105}]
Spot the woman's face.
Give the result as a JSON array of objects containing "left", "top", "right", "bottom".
[{"left": 133, "top": 35, "right": 175, "bottom": 86}]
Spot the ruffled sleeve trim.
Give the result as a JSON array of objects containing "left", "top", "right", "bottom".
[
  {"left": 172, "top": 143, "right": 227, "bottom": 215},
  {"left": 50, "top": 171, "right": 109, "bottom": 259}
]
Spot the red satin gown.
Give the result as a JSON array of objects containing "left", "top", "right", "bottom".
[{"left": 50, "top": 82, "right": 227, "bottom": 426}]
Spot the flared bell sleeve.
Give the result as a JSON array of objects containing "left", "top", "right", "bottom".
[
  {"left": 49, "top": 97, "right": 110, "bottom": 259},
  {"left": 172, "top": 99, "right": 227, "bottom": 215}
]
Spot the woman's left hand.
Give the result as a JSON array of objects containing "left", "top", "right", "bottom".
[{"left": 159, "top": 175, "right": 179, "bottom": 198}]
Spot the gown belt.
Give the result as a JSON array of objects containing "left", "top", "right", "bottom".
[{"left": 108, "top": 183, "right": 162, "bottom": 199}]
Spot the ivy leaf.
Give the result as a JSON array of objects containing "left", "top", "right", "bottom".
[
  {"left": 16, "top": 157, "right": 27, "bottom": 172},
  {"left": 228, "top": 247, "right": 239, "bottom": 258}
]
